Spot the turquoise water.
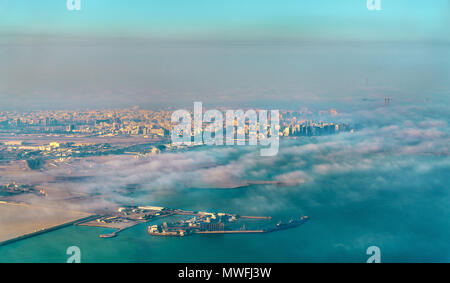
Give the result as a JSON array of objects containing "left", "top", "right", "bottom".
[{"left": 1, "top": 180, "right": 449, "bottom": 263}]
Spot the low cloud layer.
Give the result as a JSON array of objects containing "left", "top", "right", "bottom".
[{"left": 27, "top": 101, "right": 447, "bottom": 211}]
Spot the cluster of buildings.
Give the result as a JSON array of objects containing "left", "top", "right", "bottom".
[
  {"left": 148, "top": 211, "right": 238, "bottom": 236},
  {"left": 116, "top": 205, "right": 170, "bottom": 221},
  {"left": 0, "top": 139, "right": 166, "bottom": 167},
  {"left": 280, "top": 120, "right": 348, "bottom": 137},
  {"left": 0, "top": 108, "right": 172, "bottom": 138},
  {"left": 0, "top": 182, "right": 46, "bottom": 197},
  {"left": 0, "top": 107, "right": 349, "bottom": 138},
  {"left": 0, "top": 107, "right": 351, "bottom": 168}
]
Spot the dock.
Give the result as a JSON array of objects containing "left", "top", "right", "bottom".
[
  {"left": 195, "top": 230, "right": 265, "bottom": 234},
  {"left": 239, "top": 215, "right": 272, "bottom": 220}
]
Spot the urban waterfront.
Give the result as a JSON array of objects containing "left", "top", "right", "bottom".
[{"left": 1, "top": 1, "right": 449, "bottom": 265}]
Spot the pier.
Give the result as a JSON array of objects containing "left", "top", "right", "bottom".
[
  {"left": 195, "top": 230, "right": 265, "bottom": 234},
  {"left": 239, "top": 215, "right": 272, "bottom": 220}
]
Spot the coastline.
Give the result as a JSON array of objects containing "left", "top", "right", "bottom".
[
  {"left": 0, "top": 215, "right": 97, "bottom": 246},
  {"left": 0, "top": 202, "right": 95, "bottom": 246}
]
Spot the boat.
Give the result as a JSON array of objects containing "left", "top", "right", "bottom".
[{"left": 266, "top": 216, "right": 309, "bottom": 232}]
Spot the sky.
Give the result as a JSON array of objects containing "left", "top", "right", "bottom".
[
  {"left": 1, "top": 0, "right": 449, "bottom": 41},
  {"left": 0, "top": 0, "right": 449, "bottom": 109}
]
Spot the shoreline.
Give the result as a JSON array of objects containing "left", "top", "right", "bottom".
[{"left": 0, "top": 214, "right": 97, "bottom": 247}]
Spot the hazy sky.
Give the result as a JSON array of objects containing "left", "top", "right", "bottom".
[
  {"left": 1, "top": 0, "right": 449, "bottom": 41},
  {"left": 0, "top": 0, "right": 449, "bottom": 109}
]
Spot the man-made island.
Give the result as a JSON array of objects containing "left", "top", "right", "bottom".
[{"left": 75, "top": 205, "right": 308, "bottom": 238}]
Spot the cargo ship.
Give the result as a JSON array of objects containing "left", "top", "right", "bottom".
[{"left": 264, "top": 216, "right": 309, "bottom": 233}]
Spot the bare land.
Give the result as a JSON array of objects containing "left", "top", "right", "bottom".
[{"left": 0, "top": 202, "right": 92, "bottom": 243}]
